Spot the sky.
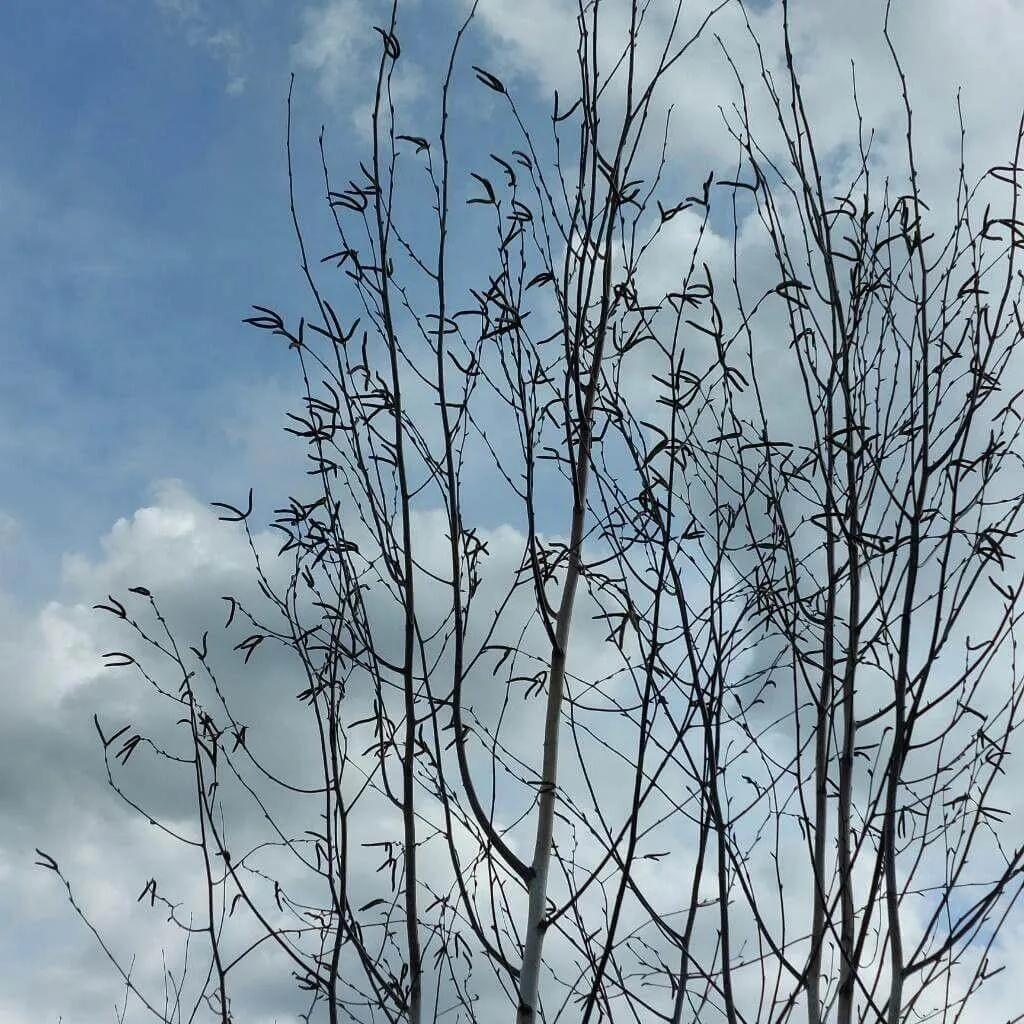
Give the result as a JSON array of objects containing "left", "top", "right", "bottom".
[{"left": 5, "top": 1, "right": 1024, "bottom": 1022}]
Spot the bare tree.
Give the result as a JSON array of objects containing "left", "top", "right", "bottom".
[{"left": 39, "top": 2, "right": 1024, "bottom": 1023}]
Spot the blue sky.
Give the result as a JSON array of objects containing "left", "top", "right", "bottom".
[
  {"left": 0, "top": 0, "right": 574, "bottom": 600},
  {"left": 0, "top": 0, "right": 302, "bottom": 598},
  {"left": 5, "top": 1, "right": 1024, "bottom": 1022}
]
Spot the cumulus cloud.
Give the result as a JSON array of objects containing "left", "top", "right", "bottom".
[
  {"left": 0, "top": 482, "right": 293, "bottom": 1021},
  {"left": 0, "top": 477, "right": 583, "bottom": 1019},
  {"left": 465, "top": 0, "right": 1024, "bottom": 209},
  {"left": 0, "top": 459, "right": 746, "bottom": 1020}
]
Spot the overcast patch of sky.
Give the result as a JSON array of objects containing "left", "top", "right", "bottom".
[{"left": 4, "top": 0, "right": 1024, "bottom": 1021}]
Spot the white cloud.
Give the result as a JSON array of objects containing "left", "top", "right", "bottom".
[
  {"left": 466, "top": 0, "right": 1024, "bottom": 206},
  {"left": 62, "top": 479, "right": 259, "bottom": 593},
  {"left": 0, "top": 479, "right": 550, "bottom": 1020},
  {"left": 0, "top": 464, "right": 746, "bottom": 1020},
  {"left": 293, "top": 0, "right": 372, "bottom": 92},
  {"left": 293, "top": 0, "right": 426, "bottom": 134},
  {"left": 156, "top": 0, "right": 248, "bottom": 95}
]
